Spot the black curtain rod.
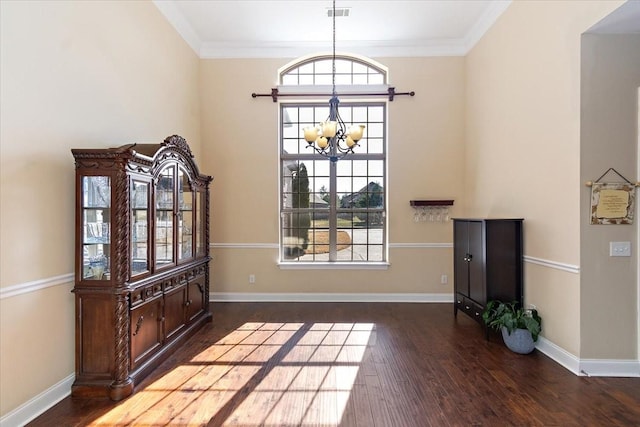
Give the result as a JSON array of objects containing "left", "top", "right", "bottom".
[{"left": 251, "top": 87, "right": 415, "bottom": 102}]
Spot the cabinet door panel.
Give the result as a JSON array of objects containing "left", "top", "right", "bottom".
[
  {"left": 453, "top": 221, "right": 470, "bottom": 297},
  {"left": 486, "top": 221, "right": 523, "bottom": 303},
  {"left": 164, "top": 286, "right": 187, "bottom": 340},
  {"left": 78, "top": 294, "right": 113, "bottom": 376},
  {"left": 468, "top": 221, "right": 485, "bottom": 304},
  {"left": 130, "top": 298, "right": 162, "bottom": 368},
  {"left": 187, "top": 276, "right": 206, "bottom": 322}
]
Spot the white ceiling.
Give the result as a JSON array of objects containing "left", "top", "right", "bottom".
[{"left": 152, "top": 0, "right": 512, "bottom": 58}]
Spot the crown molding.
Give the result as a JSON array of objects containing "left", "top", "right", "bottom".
[
  {"left": 198, "top": 39, "right": 470, "bottom": 59},
  {"left": 152, "top": 0, "right": 202, "bottom": 55},
  {"left": 153, "top": 1, "right": 512, "bottom": 59},
  {"left": 462, "top": 0, "right": 512, "bottom": 52}
]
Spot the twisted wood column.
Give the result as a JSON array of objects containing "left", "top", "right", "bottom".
[{"left": 110, "top": 166, "right": 133, "bottom": 399}]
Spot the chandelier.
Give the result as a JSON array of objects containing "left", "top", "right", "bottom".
[{"left": 302, "top": 0, "right": 365, "bottom": 162}]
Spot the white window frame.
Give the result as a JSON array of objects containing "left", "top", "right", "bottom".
[{"left": 278, "top": 54, "right": 389, "bottom": 269}]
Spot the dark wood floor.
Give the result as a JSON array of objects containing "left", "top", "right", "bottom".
[{"left": 29, "top": 302, "right": 640, "bottom": 426}]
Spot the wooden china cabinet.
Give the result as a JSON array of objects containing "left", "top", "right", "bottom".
[{"left": 71, "top": 135, "right": 212, "bottom": 400}]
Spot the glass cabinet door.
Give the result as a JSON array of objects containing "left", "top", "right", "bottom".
[
  {"left": 82, "top": 176, "right": 111, "bottom": 280},
  {"left": 178, "top": 167, "right": 193, "bottom": 261},
  {"left": 131, "top": 180, "right": 149, "bottom": 276},
  {"left": 155, "top": 166, "right": 174, "bottom": 268},
  {"left": 195, "top": 191, "right": 205, "bottom": 257}
]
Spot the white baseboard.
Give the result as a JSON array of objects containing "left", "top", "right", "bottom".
[
  {"left": 0, "top": 373, "right": 74, "bottom": 427},
  {"left": 579, "top": 359, "right": 640, "bottom": 377},
  {"left": 535, "top": 336, "right": 581, "bottom": 375},
  {"left": 535, "top": 337, "right": 640, "bottom": 377},
  {"left": 210, "top": 292, "right": 454, "bottom": 303}
]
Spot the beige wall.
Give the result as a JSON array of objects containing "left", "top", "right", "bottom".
[
  {"left": 0, "top": 0, "right": 201, "bottom": 417},
  {"left": 465, "top": 0, "right": 624, "bottom": 356},
  {"left": 200, "top": 57, "right": 465, "bottom": 295},
  {"left": 581, "top": 33, "right": 640, "bottom": 359}
]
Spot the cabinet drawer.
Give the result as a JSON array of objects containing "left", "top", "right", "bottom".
[
  {"left": 130, "top": 288, "right": 144, "bottom": 307},
  {"left": 458, "top": 296, "right": 484, "bottom": 321},
  {"left": 469, "top": 302, "right": 484, "bottom": 322},
  {"left": 130, "top": 283, "right": 163, "bottom": 308}
]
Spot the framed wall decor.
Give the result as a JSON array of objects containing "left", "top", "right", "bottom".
[{"left": 588, "top": 168, "right": 637, "bottom": 225}]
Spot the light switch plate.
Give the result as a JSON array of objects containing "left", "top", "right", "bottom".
[{"left": 610, "top": 241, "right": 631, "bottom": 257}]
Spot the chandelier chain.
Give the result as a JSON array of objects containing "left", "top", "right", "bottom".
[
  {"left": 332, "top": 0, "right": 336, "bottom": 95},
  {"left": 301, "top": 0, "right": 365, "bottom": 162}
]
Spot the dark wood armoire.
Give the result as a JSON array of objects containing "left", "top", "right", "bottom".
[{"left": 453, "top": 218, "right": 524, "bottom": 325}]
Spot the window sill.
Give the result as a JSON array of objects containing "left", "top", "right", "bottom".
[{"left": 278, "top": 262, "right": 390, "bottom": 270}]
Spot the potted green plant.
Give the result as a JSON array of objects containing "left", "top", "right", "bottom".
[{"left": 482, "top": 300, "right": 542, "bottom": 354}]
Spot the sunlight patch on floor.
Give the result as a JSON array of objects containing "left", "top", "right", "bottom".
[{"left": 88, "top": 322, "right": 374, "bottom": 426}]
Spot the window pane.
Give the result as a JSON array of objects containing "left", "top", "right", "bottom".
[
  {"left": 352, "top": 74, "right": 368, "bottom": 85},
  {"left": 281, "top": 74, "right": 298, "bottom": 85},
  {"left": 298, "top": 108, "right": 315, "bottom": 123},
  {"left": 335, "top": 59, "right": 351, "bottom": 74},
  {"left": 315, "top": 60, "right": 332, "bottom": 74},
  {"left": 336, "top": 161, "right": 352, "bottom": 175},
  {"left": 299, "top": 75, "right": 314, "bottom": 85},
  {"left": 338, "top": 107, "right": 352, "bottom": 122},
  {"left": 369, "top": 161, "right": 384, "bottom": 176},
  {"left": 352, "top": 161, "right": 368, "bottom": 176},
  {"left": 335, "top": 74, "right": 351, "bottom": 85},
  {"left": 353, "top": 62, "right": 368, "bottom": 74},
  {"left": 282, "top": 126, "right": 300, "bottom": 139},
  {"left": 284, "top": 107, "right": 298, "bottom": 123},
  {"left": 367, "top": 138, "right": 384, "bottom": 154},
  {"left": 337, "top": 177, "right": 353, "bottom": 194},
  {"left": 315, "top": 74, "right": 333, "bottom": 85},
  {"left": 314, "top": 160, "right": 330, "bottom": 176},
  {"left": 368, "top": 123, "right": 384, "bottom": 137},
  {"left": 352, "top": 108, "right": 369, "bottom": 122},
  {"left": 369, "top": 74, "right": 385, "bottom": 85},
  {"left": 368, "top": 106, "right": 385, "bottom": 122},
  {"left": 282, "top": 139, "right": 299, "bottom": 155}
]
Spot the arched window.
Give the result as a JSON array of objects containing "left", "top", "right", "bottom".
[
  {"left": 279, "top": 54, "right": 387, "bottom": 265},
  {"left": 279, "top": 55, "right": 386, "bottom": 86}
]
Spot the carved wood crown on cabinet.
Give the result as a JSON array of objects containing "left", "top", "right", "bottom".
[{"left": 71, "top": 135, "right": 213, "bottom": 401}]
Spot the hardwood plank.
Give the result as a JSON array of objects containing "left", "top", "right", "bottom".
[{"left": 26, "top": 302, "right": 640, "bottom": 427}]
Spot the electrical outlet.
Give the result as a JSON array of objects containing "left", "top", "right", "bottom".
[
  {"left": 440, "top": 274, "right": 448, "bottom": 284},
  {"left": 249, "top": 274, "right": 256, "bottom": 284},
  {"left": 610, "top": 241, "right": 631, "bottom": 257}
]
